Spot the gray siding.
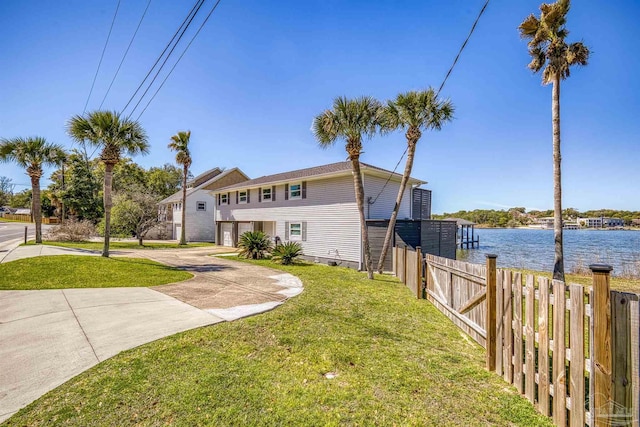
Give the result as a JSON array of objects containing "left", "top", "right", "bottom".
[
  {"left": 411, "top": 188, "right": 432, "bottom": 220},
  {"left": 421, "top": 220, "right": 457, "bottom": 259},
  {"left": 367, "top": 219, "right": 457, "bottom": 271},
  {"left": 216, "top": 175, "right": 362, "bottom": 265},
  {"left": 363, "top": 174, "right": 412, "bottom": 219}
]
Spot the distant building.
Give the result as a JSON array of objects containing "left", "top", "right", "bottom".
[
  {"left": 537, "top": 217, "right": 555, "bottom": 229},
  {"left": 578, "top": 217, "right": 625, "bottom": 228}
]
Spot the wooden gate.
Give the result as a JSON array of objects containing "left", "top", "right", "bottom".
[{"left": 424, "top": 254, "right": 488, "bottom": 347}]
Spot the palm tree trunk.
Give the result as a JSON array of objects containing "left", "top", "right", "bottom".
[
  {"left": 103, "top": 163, "right": 114, "bottom": 257},
  {"left": 552, "top": 76, "right": 564, "bottom": 281},
  {"left": 179, "top": 165, "right": 187, "bottom": 245},
  {"left": 350, "top": 158, "right": 374, "bottom": 279},
  {"left": 30, "top": 175, "right": 42, "bottom": 244},
  {"left": 377, "top": 131, "right": 420, "bottom": 273}
]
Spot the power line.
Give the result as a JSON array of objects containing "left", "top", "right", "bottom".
[
  {"left": 436, "top": 0, "right": 490, "bottom": 96},
  {"left": 121, "top": 0, "right": 204, "bottom": 115},
  {"left": 369, "top": 0, "right": 490, "bottom": 205},
  {"left": 99, "top": 0, "right": 153, "bottom": 110},
  {"left": 83, "top": 0, "right": 121, "bottom": 114},
  {"left": 128, "top": 0, "right": 208, "bottom": 118},
  {"left": 136, "top": 0, "right": 223, "bottom": 120}
]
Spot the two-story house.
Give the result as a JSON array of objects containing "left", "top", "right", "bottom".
[
  {"left": 158, "top": 167, "right": 248, "bottom": 241},
  {"left": 213, "top": 161, "right": 455, "bottom": 270}
]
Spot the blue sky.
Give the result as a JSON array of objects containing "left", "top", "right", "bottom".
[{"left": 1, "top": 0, "right": 638, "bottom": 213}]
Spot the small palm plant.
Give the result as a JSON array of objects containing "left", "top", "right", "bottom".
[
  {"left": 238, "top": 231, "right": 273, "bottom": 259},
  {"left": 272, "top": 242, "right": 303, "bottom": 265}
]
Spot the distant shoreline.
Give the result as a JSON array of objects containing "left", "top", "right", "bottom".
[{"left": 472, "top": 226, "right": 640, "bottom": 231}]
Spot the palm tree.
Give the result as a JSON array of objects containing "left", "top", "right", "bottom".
[
  {"left": 376, "top": 89, "right": 454, "bottom": 273},
  {"left": 0, "top": 137, "right": 66, "bottom": 243},
  {"left": 168, "top": 130, "right": 192, "bottom": 245},
  {"left": 519, "top": 0, "right": 589, "bottom": 281},
  {"left": 67, "top": 110, "right": 149, "bottom": 257},
  {"left": 313, "top": 96, "right": 382, "bottom": 279}
]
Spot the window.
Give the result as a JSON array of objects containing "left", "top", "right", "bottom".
[
  {"left": 289, "top": 222, "right": 302, "bottom": 240},
  {"left": 285, "top": 221, "right": 306, "bottom": 241},
  {"left": 261, "top": 187, "right": 272, "bottom": 202},
  {"left": 290, "top": 183, "right": 302, "bottom": 199},
  {"left": 239, "top": 190, "right": 248, "bottom": 203},
  {"left": 220, "top": 193, "right": 228, "bottom": 205},
  {"left": 196, "top": 201, "right": 206, "bottom": 211}
]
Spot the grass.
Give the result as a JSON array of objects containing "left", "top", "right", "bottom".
[
  {"left": 31, "top": 240, "right": 216, "bottom": 251},
  {"left": 4, "top": 260, "right": 552, "bottom": 426},
  {"left": 0, "top": 256, "right": 192, "bottom": 290}
]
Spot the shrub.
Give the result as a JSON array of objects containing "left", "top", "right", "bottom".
[
  {"left": 238, "top": 231, "right": 273, "bottom": 260},
  {"left": 46, "top": 219, "right": 97, "bottom": 242},
  {"left": 272, "top": 242, "right": 303, "bottom": 265}
]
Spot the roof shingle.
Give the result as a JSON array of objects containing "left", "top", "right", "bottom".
[{"left": 215, "top": 161, "right": 423, "bottom": 192}]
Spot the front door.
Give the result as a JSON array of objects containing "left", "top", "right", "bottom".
[{"left": 221, "top": 223, "right": 233, "bottom": 247}]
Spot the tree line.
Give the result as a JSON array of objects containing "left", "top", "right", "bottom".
[
  {"left": 433, "top": 208, "right": 640, "bottom": 228},
  {"left": 1, "top": 111, "right": 193, "bottom": 256}
]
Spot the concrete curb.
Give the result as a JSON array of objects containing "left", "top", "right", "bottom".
[{"left": 0, "top": 239, "right": 23, "bottom": 264}]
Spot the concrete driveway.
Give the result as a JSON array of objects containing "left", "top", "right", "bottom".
[{"left": 0, "top": 246, "right": 303, "bottom": 423}]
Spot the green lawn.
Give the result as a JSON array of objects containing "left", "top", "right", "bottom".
[
  {"left": 3, "top": 260, "right": 552, "bottom": 426},
  {"left": 34, "top": 240, "right": 216, "bottom": 251},
  {"left": 0, "top": 255, "right": 192, "bottom": 290}
]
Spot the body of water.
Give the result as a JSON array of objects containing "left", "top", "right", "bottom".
[{"left": 457, "top": 228, "right": 640, "bottom": 276}]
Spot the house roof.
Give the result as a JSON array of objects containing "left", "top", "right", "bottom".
[
  {"left": 188, "top": 168, "right": 222, "bottom": 187},
  {"left": 159, "top": 168, "right": 247, "bottom": 205},
  {"left": 214, "top": 161, "right": 426, "bottom": 193},
  {"left": 443, "top": 217, "right": 475, "bottom": 226}
]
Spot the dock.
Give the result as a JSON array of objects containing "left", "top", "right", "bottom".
[{"left": 444, "top": 217, "right": 479, "bottom": 249}]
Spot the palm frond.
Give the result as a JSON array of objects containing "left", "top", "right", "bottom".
[
  {"left": 67, "top": 110, "right": 149, "bottom": 159},
  {"left": 168, "top": 130, "right": 192, "bottom": 167},
  {"left": 0, "top": 136, "right": 66, "bottom": 172},
  {"left": 566, "top": 41, "right": 589, "bottom": 66},
  {"left": 380, "top": 89, "right": 454, "bottom": 134},
  {"left": 518, "top": 14, "right": 540, "bottom": 39}
]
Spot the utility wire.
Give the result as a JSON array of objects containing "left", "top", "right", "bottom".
[
  {"left": 436, "top": 0, "right": 490, "bottom": 96},
  {"left": 83, "top": 0, "right": 121, "bottom": 114},
  {"left": 121, "top": 0, "right": 204, "bottom": 115},
  {"left": 136, "top": 0, "right": 223, "bottom": 120},
  {"left": 369, "top": 0, "right": 490, "bottom": 206},
  {"left": 128, "top": 0, "right": 207, "bottom": 117},
  {"left": 99, "top": 0, "right": 153, "bottom": 110}
]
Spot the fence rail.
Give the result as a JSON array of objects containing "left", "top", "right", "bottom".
[
  {"left": 0, "top": 214, "right": 59, "bottom": 224},
  {"left": 393, "top": 246, "right": 639, "bottom": 427}
]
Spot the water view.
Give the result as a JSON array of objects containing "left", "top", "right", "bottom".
[{"left": 457, "top": 228, "right": 640, "bottom": 276}]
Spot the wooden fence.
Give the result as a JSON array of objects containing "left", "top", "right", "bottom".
[
  {"left": 0, "top": 214, "right": 58, "bottom": 224},
  {"left": 393, "top": 245, "right": 639, "bottom": 427}
]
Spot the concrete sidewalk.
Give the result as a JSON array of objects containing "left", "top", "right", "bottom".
[
  {"left": 0, "top": 245, "right": 303, "bottom": 423},
  {"left": 0, "top": 244, "right": 98, "bottom": 263}
]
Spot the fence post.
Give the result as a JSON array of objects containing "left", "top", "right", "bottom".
[
  {"left": 393, "top": 246, "right": 397, "bottom": 276},
  {"left": 403, "top": 245, "right": 408, "bottom": 285},
  {"left": 486, "top": 254, "right": 498, "bottom": 371},
  {"left": 416, "top": 246, "right": 422, "bottom": 299},
  {"left": 591, "top": 263, "right": 613, "bottom": 427}
]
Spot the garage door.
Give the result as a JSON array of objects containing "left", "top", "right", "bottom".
[
  {"left": 221, "top": 223, "right": 233, "bottom": 247},
  {"left": 237, "top": 222, "right": 253, "bottom": 238}
]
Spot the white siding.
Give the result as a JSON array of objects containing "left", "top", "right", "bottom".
[
  {"left": 217, "top": 175, "right": 362, "bottom": 264},
  {"left": 174, "top": 190, "right": 216, "bottom": 242},
  {"left": 363, "top": 174, "right": 412, "bottom": 220}
]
